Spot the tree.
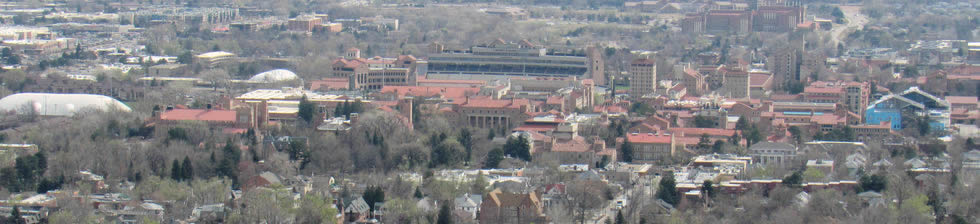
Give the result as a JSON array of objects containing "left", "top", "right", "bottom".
[
  {"left": 503, "top": 135, "right": 532, "bottom": 162},
  {"left": 459, "top": 129, "right": 473, "bottom": 162},
  {"left": 788, "top": 126, "right": 803, "bottom": 145},
  {"left": 472, "top": 173, "right": 488, "bottom": 195},
  {"left": 615, "top": 210, "right": 625, "bottom": 224},
  {"left": 859, "top": 174, "right": 887, "bottom": 192},
  {"left": 295, "top": 194, "right": 339, "bottom": 224},
  {"left": 177, "top": 51, "right": 193, "bottom": 64},
  {"left": 630, "top": 102, "right": 655, "bottom": 116},
  {"left": 697, "top": 133, "right": 711, "bottom": 149},
  {"left": 298, "top": 95, "right": 316, "bottom": 123},
  {"left": 702, "top": 180, "right": 715, "bottom": 198},
  {"left": 8, "top": 206, "right": 25, "bottom": 224},
  {"left": 656, "top": 173, "right": 679, "bottom": 205},
  {"left": 182, "top": 156, "right": 194, "bottom": 181},
  {"left": 414, "top": 187, "right": 424, "bottom": 199},
  {"left": 597, "top": 155, "right": 610, "bottom": 168},
  {"left": 569, "top": 181, "right": 607, "bottom": 223},
  {"left": 485, "top": 148, "right": 504, "bottom": 169},
  {"left": 170, "top": 159, "right": 182, "bottom": 181},
  {"left": 735, "top": 116, "right": 748, "bottom": 131},
  {"left": 363, "top": 186, "right": 386, "bottom": 212},
  {"left": 6, "top": 54, "right": 20, "bottom": 65},
  {"left": 744, "top": 125, "right": 763, "bottom": 147},
  {"left": 431, "top": 138, "right": 466, "bottom": 167},
  {"left": 620, "top": 139, "right": 634, "bottom": 162},
  {"left": 712, "top": 140, "right": 725, "bottom": 153},
  {"left": 832, "top": 7, "right": 844, "bottom": 19},
  {"left": 693, "top": 115, "right": 715, "bottom": 128},
  {"left": 436, "top": 203, "right": 453, "bottom": 224},
  {"left": 782, "top": 171, "right": 803, "bottom": 187}
]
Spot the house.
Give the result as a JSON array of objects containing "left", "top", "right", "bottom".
[
  {"left": 539, "top": 184, "right": 566, "bottom": 208},
  {"left": 845, "top": 153, "right": 868, "bottom": 177},
  {"left": 479, "top": 188, "right": 547, "bottom": 224},
  {"left": 190, "top": 203, "right": 227, "bottom": 223},
  {"left": 454, "top": 193, "right": 482, "bottom": 221},
  {"left": 749, "top": 142, "right": 799, "bottom": 167},
  {"left": 345, "top": 197, "right": 371, "bottom": 223},
  {"left": 243, "top": 171, "right": 281, "bottom": 190}
]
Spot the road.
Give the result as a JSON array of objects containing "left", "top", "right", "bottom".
[
  {"left": 591, "top": 177, "right": 655, "bottom": 224},
  {"left": 829, "top": 5, "right": 869, "bottom": 45}
]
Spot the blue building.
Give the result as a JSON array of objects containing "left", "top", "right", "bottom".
[{"left": 865, "top": 87, "right": 950, "bottom": 132}]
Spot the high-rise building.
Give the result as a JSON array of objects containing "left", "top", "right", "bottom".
[
  {"left": 629, "top": 58, "right": 657, "bottom": 98},
  {"left": 586, "top": 46, "right": 606, "bottom": 86},
  {"left": 769, "top": 45, "right": 803, "bottom": 90},
  {"left": 723, "top": 68, "right": 750, "bottom": 99}
]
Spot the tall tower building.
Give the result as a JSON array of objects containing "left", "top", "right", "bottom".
[
  {"left": 586, "top": 46, "right": 606, "bottom": 86},
  {"left": 769, "top": 45, "right": 803, "bottom": 90},
  {"left": 629, "top": 58, "right": 658, "bottom": 99},
  {"left": 723, "top": 68, "right": 750, "bottom": 99}
]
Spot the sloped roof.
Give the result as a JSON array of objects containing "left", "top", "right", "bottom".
[
  {"left": 346, "top": 197, "right": 370, "bottom": 213},
  {"left": 0, "top": 93, "right": 131, "bottom": 116},
  {"left": 485, "top": 188, "right": 540, "bottom": 208}
]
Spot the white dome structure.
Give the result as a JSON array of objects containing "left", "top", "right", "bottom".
[
  {"left": 0, "top": 93, "right": 132, "bottom": 117},
  {"left": 249, "top": 69, "right": 299, "bottom": 83}
]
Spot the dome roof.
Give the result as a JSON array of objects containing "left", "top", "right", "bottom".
[
  {"left": 0, "top": 93, "right": 131, "bottom": 116},
  {"left": 249, "top": 69, "right": 299, "bottom": 83}
]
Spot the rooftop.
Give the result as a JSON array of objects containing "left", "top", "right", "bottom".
[{"left": 159, "top": 109, "right": 236, "bottom": 123}]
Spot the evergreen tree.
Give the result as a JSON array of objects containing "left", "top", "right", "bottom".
[
  {"left": 414, "top": 187, "right": 424, "bottom": 199},
  {"left": 485, "top": 148, "right": 505, "bottom": 169},
  {"left": 182, "top": 156, "right": 194, "bottom": 181},
  {"left": 712, "top": 140, "right": 725, "bottom": 153},
  {"left": 615, "top": 210, "right": 625, "bottom": 224},
  {"left": 460, "top": 129, "right": 473, "bottom": 162},
  {"left": 702, "top": 180, "right": 715, "bottom": 198},
  {"left": 503, "top": 135, "right": 532, "bottom": 161},
  {"left": 436, "top": 203, "right": 453, "bottom": 224},
  {"left": 298, "top": 95, "right": 316, "bottom": 123},
  {"left": 782, "top": 171, "right": 803, "bottom": 187},
  {"left": 171, "top": 159, "right": 182, "bottom": 181},
  {"left": 656, "top": 173, "right": 679, "bottom": 205},
  {"left": 621, "top": 139, "right": 634, "bottom": 162}
]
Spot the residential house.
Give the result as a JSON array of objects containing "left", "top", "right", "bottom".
[{"left": 478, "top": 188, "right": 548, "bottom": 224}]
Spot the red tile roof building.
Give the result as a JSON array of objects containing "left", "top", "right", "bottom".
[
  {"left": 624, "top": 132, "right": 675, "bottom": 163},
  {"left": 329, "top": 48, "right": 417, "bottom": 90},
  {"left": 802, "top": 81, "right": 870, "bottom": 115},
  {"left": 154, "top": 107, "right": 255, "bottom": 129}
]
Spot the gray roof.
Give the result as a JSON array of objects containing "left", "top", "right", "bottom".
[
  {"left": 346, "top": 197, "right": 370, "bottom": 213},
  {"left": 454, "top": 193, "right": 482, "bottom": 208}
]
